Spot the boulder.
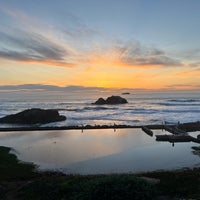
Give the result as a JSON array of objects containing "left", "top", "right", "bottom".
[
  {"left": 94, "top": 98, "right": 107, "bottom": 105},
  {"left": 0, "top": 108, "right": 66, "bottom": 124},
  {"left": 106, "top": 96, "right": 128, "bottom": 104},
  {"left": 94, "top": 96, "right": 128, "bottom": 105}
]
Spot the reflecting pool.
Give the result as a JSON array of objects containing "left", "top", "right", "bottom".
[{"left": 0, "top": 128, "right": 199, "bottom": 174}]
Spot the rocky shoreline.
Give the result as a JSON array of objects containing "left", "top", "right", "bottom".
[
  {"left": 0, "top": 107, "right": 199, "bottom": 133},
  {"left": 0, "top": 121, "right": 199, "bottom": 132}
]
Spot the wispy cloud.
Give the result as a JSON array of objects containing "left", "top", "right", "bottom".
[
  {"left": 61, "top": 13, "right": 100, "bottom": 40},
  {"left": 0, "top": 30, "right": 76, "bottom": 67},
  {"left": 0, "top": 84, "right": 109, "bottom": 93},
  {"left": 0, "top": 7, "right": 83, "bottom": 67},
  {"left": 187, "top": 61, "right": 200, "bottom": 68},
  {"left": 0, "top": 7, "right": 185, "bottom": 70},
  {"left": 181, "top": 48, "right": 200, "bottom": 60},
  {"left": 176, "top": 67, "right": 200, "bottom": 77},
  {"left": 86, "top": 41, "right": 183, "bottom": 69},
  {"left": 113, "top": 41, "right": 182, "bottom": 67},
  {"left": 165, "top": 83, "right": 200, "bottom": 90}
]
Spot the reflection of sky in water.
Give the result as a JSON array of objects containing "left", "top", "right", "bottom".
[
  {"left": 189, "top": 131, "right": 200, "bottom": 138},
  {"left": 0, "top": 129, "right": 199, "bottom": 174}
]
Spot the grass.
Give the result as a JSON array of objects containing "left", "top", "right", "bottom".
[{"left": 1, "top": 145, "right": 200, "bottom": 199}]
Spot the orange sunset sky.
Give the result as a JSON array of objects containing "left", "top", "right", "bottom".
[{"left": 1, "top": 0, "right": 200, "bottom": 90}]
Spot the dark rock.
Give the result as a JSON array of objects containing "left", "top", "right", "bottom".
[
  {"left": 106, "top": 96, "right": 128, "bottom": 104},
  {"left": 93, "top": 96, "right": 128, "bottom": 105},
  {"left": 94, "top": 98, "right": 107, "bottom": 105},
  {"left": 0, "top": 108, "right": 66, "bottom": 124},
  {"left": 122, "top": 92, "right": 130, "bottom": 95},
  {"left": 178, "top": 121, "right": 200, "bottom": 132}
]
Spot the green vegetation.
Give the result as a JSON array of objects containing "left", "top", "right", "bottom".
[
  {"left": 18, "top": 174, "right": 156, "bottom": 200},
  {"left": 1, "top": 145, "right": 200, "bottom": 199},
  {"left": 0, "top": 146, "right": 38, "bottom": 180},
  {"left": 141, "top": 169, "right": 200, "bottom": 199}
]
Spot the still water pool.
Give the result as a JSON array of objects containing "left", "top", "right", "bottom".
[{"left": 0, "top": 128, "right": 199, "bottom": 174}]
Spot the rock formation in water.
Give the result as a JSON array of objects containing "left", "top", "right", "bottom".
[
  {"left": 94, "top": 98, "right": 107, "bottom": 105},
  {"left": 0, "top": 108, "right": 66, "bottom": 124},
  {"left": 122, "top": 92, "right": 130, "bottom": 95},
  {"left": 94, "top": 95, "right": 128, "bottom": 105}
]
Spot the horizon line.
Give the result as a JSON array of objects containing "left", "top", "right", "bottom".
[{"left": 0, "top": 83, "right": 199, "bottom": 92}]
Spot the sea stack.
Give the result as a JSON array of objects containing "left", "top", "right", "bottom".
[
  {"left": 0, "top": 108, "right": 66, "bottom": 124},
  {"left": 94, "top": 95, "right": 128, "bottom": 105}
]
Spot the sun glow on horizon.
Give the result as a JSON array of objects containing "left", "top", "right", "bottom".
[
  {"left": 1, "top": 2, "right": 200, "bottom": 91},
  {"left": 1, "top": 57, "right": 200, "bottom": 90}
]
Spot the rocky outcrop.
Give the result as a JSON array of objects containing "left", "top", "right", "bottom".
[
  {"left": 0, "top": 108, "right": 66, "bottom": 124},
  {"left": 94, "top": 98, "right": 106, "bottom": 105},
  {"left": 106, "top": 96, "right": 128, "bottom": 104},
  {"left": 94, "top": 96, "right": 128, "bottom": 105},
  {"left": 122, "top": 92, "right": 130, "bottom": 95},
  {"left": 178, "top": 121, "right": 200, "bottom": 132}
]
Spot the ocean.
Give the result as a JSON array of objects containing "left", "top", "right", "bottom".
[{"left": 0, "top": 90, "right": 200, "bottom": 127}]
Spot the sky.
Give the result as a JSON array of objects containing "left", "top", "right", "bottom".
[{"left": 1, "top": 0, "right": 200, "bottom": 90}]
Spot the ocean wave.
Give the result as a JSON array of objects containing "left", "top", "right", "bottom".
[
  {"left": 1, "top": 92, "right": 200, "bottom": 127},
  {"left": 54, "top": 106, "right": 118, "bottom": 112},
  {"left": 127, "top": 108, "right": 158, "bottom": 114},
  {"left": 83, "top": 106, "right": 118, "bottom": 111},
  {"left": 65, "top": 108, "right": 79, "bottom": 111},
  {"left": 149, "top": 119, "right": 162, "bottom": 123},
  {"left": 64, "top": 106, "right": 119, "bottom": 112},
  {"left": 64, "top": 107, "right": 158, "bottom": 115},
  {"left": 156, "top": 103, "right": 200, "bottom": 106},
  {"left": 68, "top": 115, "right": 140, "bottom": 123},
  {"left": 168, "top": 99, "right": 199, "bottom": 102},
  {"left": 161, "top": 109, "right": 200, "bottom": 113}
]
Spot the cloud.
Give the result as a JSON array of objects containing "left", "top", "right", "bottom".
[
  {"left": 114, "top": 41, "right": 182, "bottom": 67},
  {"left": 86, "top": 41, "right": 183, "bottom": 69},
  {"left": 0, "top": 7, "right": 183, "bottom": 70},
  {"left": 187, "top": 61, "right": 200, "bottom": 68},
  {"left": 165, "top": 83, "right": 200, "bottom": 90},
  {"left": 181, "top": 48, "right": 200, "bottom": 60},
  {"left": 0, "top": 7, "right": 82, "bottom": 67},
  {"left": 176, "top": 67, "right": 200, "bottom": 77},
  {"left": 0, "top": 29, "right": 78, "bottom": 67},
  {"left": 62, "top": 13, "right": 99, "bottom": 40},
  {"left": 0, "top": 84, "right": 108, "bottom": 93}
]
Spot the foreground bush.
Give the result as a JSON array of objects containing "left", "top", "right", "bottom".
[
  {"left": 0, "top": 146, "right": 37, "bottom": 181},
  {"left": 18, "top": 174, "right": 156, "bottom": 200}
]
